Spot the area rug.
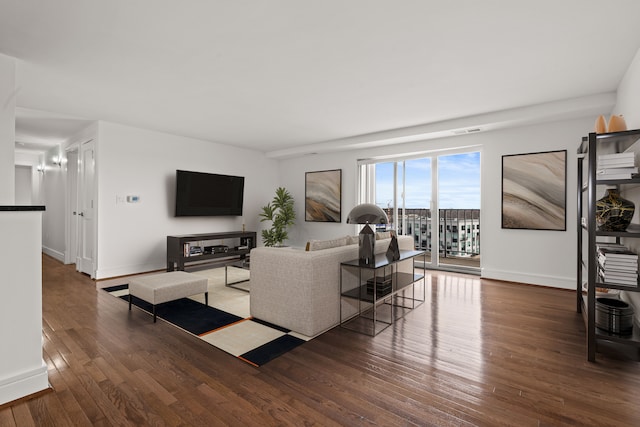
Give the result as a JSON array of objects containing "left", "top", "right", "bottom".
[{"left": 102, "top": 267, "right": 311, "bottom": 367}]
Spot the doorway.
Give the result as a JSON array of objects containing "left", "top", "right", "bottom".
[
  {"left": 74, "top": 139, "right": 97, "bottom": 278},
  {"left": 65, "top": 147, "right": 78, "bottom": 265}
]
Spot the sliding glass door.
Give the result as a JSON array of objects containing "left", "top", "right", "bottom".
[
  {"left": 362, "top": 149, "right": 480, "bottom": 273},
  {"left": 436, "top": 152, "right": 481, "bottom": 270}
]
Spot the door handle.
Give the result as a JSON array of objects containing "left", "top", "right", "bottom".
[{"left": 79, "top": 212, "right": 84, "bottom": 216}]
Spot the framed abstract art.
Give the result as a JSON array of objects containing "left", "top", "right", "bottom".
[
  {"left": 305, "top": 169, "right": 342, "bottom": 222},
  {"left": 502, "top": 150, "right": 566, "bottom": 231}
]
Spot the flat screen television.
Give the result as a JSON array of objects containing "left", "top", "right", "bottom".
[{"left": 175, "top": 170, "right": 244, "bottom": 216}]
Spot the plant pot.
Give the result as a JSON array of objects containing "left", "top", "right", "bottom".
[{"left": 596, "top": 189, "right": 635, "bottom": 231}]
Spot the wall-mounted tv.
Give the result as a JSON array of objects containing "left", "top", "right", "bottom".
[{"left": 175, "top": 170, "right": 244, "bottom": 217}]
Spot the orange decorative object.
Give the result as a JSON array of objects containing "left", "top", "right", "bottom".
[
  {"left": 608, "top": 115, "right": 627, "bottom": 132},
  {"left": 595, "top": 115, "right": 607, "bottom": 133}
]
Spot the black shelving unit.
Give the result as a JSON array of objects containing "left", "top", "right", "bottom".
[
  {"left": 166, "top": 231, "right": 256, "bottom": 272},
  {"left": 577, "top": 129, "right": 640, "bottom": 361}
]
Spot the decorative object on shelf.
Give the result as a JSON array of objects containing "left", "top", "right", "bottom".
[
  {"left": 595, "top": 188, "right": 635, "bottom": 231},
  {"left": 346, "top": 203, "right": 389, "bottom": 265},
  {"left": 607, "top": 115, "right": 628, "bottom": 133},
  {"left": 305, "top": 169, "right": 342, "bottom": 222},
  {"left": 386, "top": 230, "right": 400, "bottom": 261},
  {"left": 501, "top": 150, "right": 567, "bottom": 231},
  {"left": 595, "top": 297, "right": 633, "bottom": 335},
  {"left": 595, "top": 115, "right": 607, "bottom": 133},
  {"left": 259, "top": 187, "right": 296, "bottom": 247}
]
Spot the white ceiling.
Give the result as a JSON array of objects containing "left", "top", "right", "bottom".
[{"left": 2, "top": 1, "right": 640, "bottom": 157}]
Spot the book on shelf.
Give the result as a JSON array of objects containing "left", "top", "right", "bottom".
[
  {"left": 598, "top": 252, "right": 638, "bottom": 261},
  {"left": 599, "top": 264, "right": 637, "bottom": 274},
  {"left": 598, "top": 151, "right": 636, "bottom": 168},
  {"left": 597, "top": 167, "right": 638, "bottom": 175},
  {"left": 596, "top": 242, "right": 627, "bottom": 249},
  {"left": 597, "top": 252, "right": 638, "bottom": 265},
  {"left": 598, "top": 158, "right": 635, "bottom": 167},
  {"left": 598, "top": 275, "right": 638, "bottom": 287},
  {"left": 597, "top": 174, "right": 637, "bottom": 181},
  {"left": 598, "top": 152, "right": 635, "bottom": 161},
  {"left": 599, "top": 264, "right": 638, "bottom": 274},
  {"left": 597, "top": 246, "right": 638, "bottom": 260},
  {"left": 599, "top": 266, "right": 637, "bottom": 277}
]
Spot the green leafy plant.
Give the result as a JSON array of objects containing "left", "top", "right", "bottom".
[{"left": 259, "top": 187, "right": 296, "bottom": 247}]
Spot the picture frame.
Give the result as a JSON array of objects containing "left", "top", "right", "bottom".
[
  {"left": 305, "top": 169, "right": 342, "bottom": 222},
  {"left": 502, "top": 150, "right": 566, "bottom": 231}
]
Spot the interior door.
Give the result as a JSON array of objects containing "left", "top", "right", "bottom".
[
  {"left": 65, "top": 148, "right": 78, "bottom": 265},
  {"left": 77, "top": 139, "right": 96, "bottom": 277}
]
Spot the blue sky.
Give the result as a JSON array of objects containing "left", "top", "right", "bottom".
[{"left": 375, "top": 152, "right": 480, "bottom": 209}]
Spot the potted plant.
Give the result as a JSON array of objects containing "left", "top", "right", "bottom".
[{"left": 259, "top": 187, "right": 296, "bottom": 246}]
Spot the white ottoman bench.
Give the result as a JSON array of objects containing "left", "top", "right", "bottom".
[{"left": 128, "top": 271, "right": 208, "bottom": 322}]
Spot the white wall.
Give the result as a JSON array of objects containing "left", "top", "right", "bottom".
[
  {"left": 0, "top": 210, "right": 48, "bottom": 405},
  {"left": 278, "top": 116, "right": 594, "bottom": 289},
  {"left": 0, "top": 53, "right": 15, "bottom": 204},
  {"left": 14, "top": 165, "right": 32, "bottom": 205},
  {"left": 94, "top": 121, "right": 278, "bottom": 279},
  {"left": 612, "top": 48, "right": 640, "bottom": 129}
]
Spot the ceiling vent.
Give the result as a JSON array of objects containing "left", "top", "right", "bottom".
[{"left": 452, "top": 127, "right": 482, "bottom": 135}]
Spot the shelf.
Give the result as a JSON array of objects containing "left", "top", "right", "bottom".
[
  {"left": 595, "top": 177, "right": 640, "bottom": 186},
  {"left": 594, "top": 129, "right": 640, "bottom": 145},
  {"left": 594, "top": 281, "right": 640, "bottom": 292},
  {"left": 183, "top": 249, "right": 251, "bottom": 261},
  {"left": 341, "top": 272, "right": 424, "bottom": 303},
  {"left": 594, "top": 224, "right": 640, "bottom": 238},
  {"left": 341, "top": 250, "right": 425, "bottom": 269},
  {"left": 579, "top": 293, "right": 640, "bottom": 346}
]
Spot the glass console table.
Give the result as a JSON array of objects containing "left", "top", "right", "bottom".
[{"left": 340, "top": 250, "right": 426, "bottom": 336}]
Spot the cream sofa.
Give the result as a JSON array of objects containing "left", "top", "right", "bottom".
[{"left": 250, "top": 234, "right": 414, "bottom": 336}]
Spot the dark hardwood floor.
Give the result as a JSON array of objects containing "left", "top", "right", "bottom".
[{"left": 2, "top": 255, "right": 640, "bottom": 426}]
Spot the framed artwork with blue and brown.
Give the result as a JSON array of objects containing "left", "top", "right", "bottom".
[
  {"left": 305, "top": 169, "right": 342, "bottom": 222},
  {"left": 502, "top": 150, "right": 566, "bottom": 231}
]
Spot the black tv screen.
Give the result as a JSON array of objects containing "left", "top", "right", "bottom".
[{"left": 175, "top": 170, "right": 244, "bottom": 216}]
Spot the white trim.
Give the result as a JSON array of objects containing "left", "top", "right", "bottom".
[
  {"left": 481, "top": 268, "right": 574, "bottom": 290},
  {"left": 95, "top": 262, "right": 165, "bottom": 280},
  {"left": 356, "top": 144, "right": 483, "bottom": 165},
  {"left": 0, "top": 361, "right": 48, "bottom": 406},
  {"left": 42, "top": 245, "right": 64, "bottom": 263}
]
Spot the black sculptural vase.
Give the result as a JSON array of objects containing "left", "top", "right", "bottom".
[{"left": 596, "top": 189, "right": 635, "bottom": 231}]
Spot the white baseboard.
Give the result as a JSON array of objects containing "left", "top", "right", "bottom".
[
  {"left": 0, "top": 361, "right": 49, "bottom": 406},
  {"left": 42, "top": 246, "right": 64, "bottom": 263},
  {"left": 481, "top": 268, "right": 575, "bottom": 290},
  {"left": 95, "top": 262, "right": 165, "bottom": 280}
]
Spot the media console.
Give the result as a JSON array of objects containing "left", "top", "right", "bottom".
[{"left": 166, "top": 231, "right": 257, "bottom": 272}]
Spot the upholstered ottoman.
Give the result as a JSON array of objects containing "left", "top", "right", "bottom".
[{"left": 128, "top": 271, "right": 208, "bottom": 322}]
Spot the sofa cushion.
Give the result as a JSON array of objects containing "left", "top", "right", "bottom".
[
  {"left": 376, "top": 231, "right": 392, "bottom": 240},
  {"left": 306, "top": 235, "right": 350, "bottom": 251},
  {"left": 347, "top": 235, "right": 359, "bottom": 245}
]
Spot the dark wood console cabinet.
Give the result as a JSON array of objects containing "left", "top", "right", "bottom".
[{"left": 167, "top": 231, "right": 257, "bottom": 271}]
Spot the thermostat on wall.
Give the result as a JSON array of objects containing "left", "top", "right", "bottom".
[{"left": 126, "top": 195, "right": 140, "bottom": 203}]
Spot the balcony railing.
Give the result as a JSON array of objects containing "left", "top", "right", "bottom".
[{"left": 383, "top": 208, "right": 480, "bottom": 269}]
